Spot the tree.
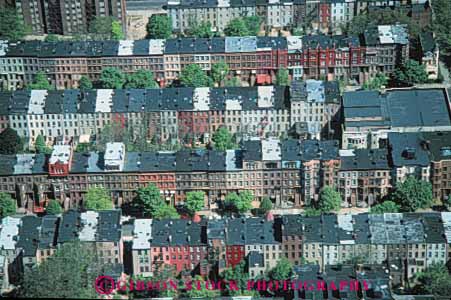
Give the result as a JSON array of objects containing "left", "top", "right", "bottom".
[
  {"left": 363, "top": 73, "right": 388, "bottom": 90},
  {"left": 0, "top": 128, "right": 23, "bottom": 154},
  {"left": 259, "top": 196, "right": 272, "bottom": 214},
  {"left": 187, "top": 20, "right": 214, "bottom": 38},
  {"left": 185, "top": 275, "right": 220, "bottom": 298},
  {"left": 100, "top": 67, "right": 125, "bottom": 89},
  {"left": 268, "top": 257, "right": 293, "bottom": 281},
  {"left": 21, "top": 242, "right": 101, "bottom": 299},
  {"left": 84, "top": 187, "right": 113, "bottom": 210},
  {"left": 185, "top": 191, "right": 205, "bottom": 214},
  {"left": 46, "top": 200, "right": 63, "bottom": 215},
  {"left": 111, "top": 20, "right": 124, "bottom": 40},
  {"left": 225, "top": 191, "right": 253, "bottom": 214},
  {"left": 224, "top": 18, "right": 249, "bottom": 36},
  {"left": 89, "top": 16, "right": 115, "bottom": 39},
  {"left": 416, "top": 263, "right": 451, "bottom": 296},
  {"left": 212, "top": 127, "right": 235, "bottom": 151},
  {"left": 224, "top": 77, "right": 241, "bottom": 87},
  {"left": 243, "top": 16, "right": 261, "bottom": 36},
  {"left": 0, "top": 8, "right": 27, "bottom": 41},
  {"left": 317, "top": 186, "right": 341, "bottom": 213},
  {"left": 304, "top": 208, "right": 322, "bottom": 217},
  {"left": 276, "top": 68, "right": 290, "bottom": 86},
  {"left": 0, "top": 192, "right": 16, "bottom": 217},
  {"left": 79, "top": 76, "right": 93, "bottom": 90},
  {"left": 432, "top": 0, "right": 451, "bottom": 58},
  {"left": 220, "top": 261, "right": 249, "bottom": 296},
  {"left": 134, "top": 183, "right": 178, "bottom": 219},
  {"left": 147, "top": 15, "right": 172, "bottom": 39},
  {"left": 370, "top": 201, "right": 400, "bottom": 214},
  {"left": 152, "top": 204, "right": 180, "bottom": 220},
  {"left": 391, "top": 177, "right": 433, "bottom": 212},
  {"left": 34, "top": 134, "right": 52, "bottom": 154},
  {"left": 393, "top": 59, "right": 428, "bottom": 86},
  {"left": 28, "top": 71, "right": 53, "bottom": 90},
  {"left": 211, "top": 61, "right": 229, "bottom": 86},
  {"left": 180, "top": 64, "right": 213, "bottom": 87},
  {"left": 125, "top": 69, "right": 158, "bottom": 89},
  {"left": 45, "top": 34, "right": 60, "bottom": 42}
]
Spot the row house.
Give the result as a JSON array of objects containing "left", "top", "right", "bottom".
[
  {"left": 0, "top": 210, "right": 123, "bottom": 286},
  {"left": 144, "top": 219, "right": 207, "bottom": 276},
  {"left": 0, "top": 86, "right": 297, "bottom": 146},
  {"left": 338, "top": 148, "right": 391, "bottom": 208},
  {"left": 15, "top": 0, "right": 126, "bottom": 35},
  {"left": 342, "top": 88, "right": 451, "bottom": 150},
  {"left": 57, "top": 210, "right": 123, "bottom": 266},
  {"left": 280, "top": 212, "right": 449, "bottom": 278},
  {"left": 0, "top": 32, "right": 407, "bottom": 91}
]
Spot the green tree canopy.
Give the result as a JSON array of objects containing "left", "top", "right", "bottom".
[
  {"left": 89, "top": 16, "right": 117, "bottom": 39},
  {"left": 220, "top": 261, "right": 250, "bottom": 296},
  {"left": 0, "top": 8, "right": 27, "bottom": 41},
  {"left": 187, "top": 20, "right": 214, "bottom": 38},
  {"left": 370, "top": 201, "right": 400, "bottom": 214},
  {"left": 393, "top": 59, "right": 428, "bottom": 86},
  {"left": 45, "top": 34, "right": 60, "bottom": 42},
  {"left": 259, "top": 196, "right": 272, "bottom": 214},
  {"left": 46, "top": 200, "right": 63, "bottom": 215},
  {"left": 111, "top": 20, "right": 124, "bottom": 40},
  {"left": 317, "top": 186, "right": 341, "bottom": 213},
  {"left": 0, "top": 128, "right": 23, "bottom": 154},
  {"left": 432, "top": 0, "right": 451, "bottom": 58},
  {"left": 0, "top": 192, "right": 16, "bottom": 217},
  {"left": 304, "top": 208, "right": 322, "bottom": 217},
  {"left": 180, "top": 64, "right": 213, "bottom": 87},
  {"left": 224, "top": 77, "right": 241, "bottom": 87},
  {"left": 363, "top": 73, "right": 388, "bottom": 90},
  {"left": 212, "top": 127, "right": 235, "bottom": 151},
  {"left": 184, "top": 275, "right": 220, "bottom": 298},
  {"left": 28, "top": 71, "right": 54, "bottom": 90},
  {"left": 84, "top": 187, "right": 113, "bottom": 210},
  {"left": 416, "top": 263, "right": 451, "bottom": 296},
  {"left": 225, "top": 191, "right": 253, "bottom": 214},
  {"left": 391, "top": 177, "right": 433, "bottom": 212},
  {"left": 268, "top": 257, "right": 293, "bottom": 281},
  {"left": 147, "top": 15, "right": 172, "bottom": 39},
  {"left": 224, "top": 16, "right": 261, "bottom": 36},
  {"left": 211, "top": 61, "right": 230, "bottom": 86},
  {"left": 100, "top": 67, "right": 126, "bottom": 89},
  {"left": 276, "top": 68, "right": 290, "bottom": 86},
  {"left": 152, "top": 204, "right": 180, "bottom": 220},
  {"left": 224, "top": 18, "right": 248, "bottom": 36},
  {"left": 79, "top": 75, "right": 93, "bottom": 90},
  {"left": 135, "top": 183, "right": 179, "bottom": 219},
  {"left": 185, "top": 191, "right": 205, "bottom": 214},
  {"left": 21, "top": 242, "right": 101, "bottom": 298},
  {"left": 34, "top": 135, "right": 52, "bottom": 154},
  {"left": 125, "top": 69, "right": 158, "bottom": 89}
]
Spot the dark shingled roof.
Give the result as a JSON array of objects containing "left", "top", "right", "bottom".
[
  {"left": 302, "top": 34, "right": 360, "bottom": 49},
  {"left": 151, "top": 219, "right": 206, "bottom": 246},
  {"left": 388, "top": 132, "right": 431, "bottom": 167},
  {"left": 420, "top": 131, "right": 451, "bottom": 162},
  {"left": 248, "top": 251, "right": 264, "bottom": 267},
  {"left": 340, "top": 149, "right": 390, "bottom": 171}
]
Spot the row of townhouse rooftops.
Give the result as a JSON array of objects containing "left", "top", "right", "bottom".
[
  {"left": 165, "top": 0, "right": 428, "bottom": 8},
  {"left": 0, "top": 24, "right": 407, "bottom": 58},
  {"left": 0, "top": 130, "right": 450, "bottom": 176},
  {"left": 0, "top": 83, "right": 339, "bottom": 114},
  {"left": 1, "top": 211, "right": 451, "bottom": 268}
]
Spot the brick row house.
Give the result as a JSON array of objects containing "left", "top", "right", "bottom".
[{"left": 0, "top": 27, "right": 408, "bottom": 91}]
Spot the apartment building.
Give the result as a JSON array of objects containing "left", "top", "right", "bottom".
[
  {"left": 15, "top": 0, "right": 126, "bottom": 35},
  {"left": 342, "top": 88, "right": 451, "bottom": 149},
  {"left": 425, "top": 131, "right": 451, "bottom": 202},
  {"left": 338, "top": 148, "right": 391, "bottom": 207},
  {"left": 0, "top": 33, "right": 405, "bottom": 91}
]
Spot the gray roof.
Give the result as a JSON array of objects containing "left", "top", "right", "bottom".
[
  {"left": 340, "top": 148, "right": 390, "bottom": 171},
  {"left": 388, "top": 132, "right": 431, "bottom": 167}
]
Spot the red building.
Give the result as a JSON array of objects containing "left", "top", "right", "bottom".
[
  {"left": 48, "top": 145, "right": 73, "bottom": 176},
  {"left": 225, "top": 218, "right": 246, "bottom": 267}
]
